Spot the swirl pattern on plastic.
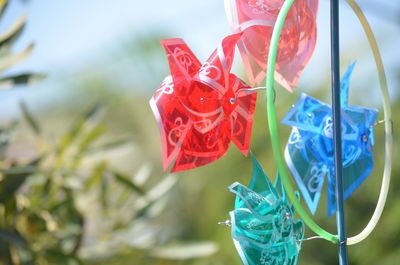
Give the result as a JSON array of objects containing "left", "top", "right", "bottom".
[
  {"left": 228, "top": 155, "right": 304, "bottom": 265},
  {"left": 225, "top": 0, "right": 318, "bottom": 91},
  {"left": 282, "top": 63, "right": 378, "bottom": 216},
  {"left": 150, "top": 34, "right": 257, "bottom": 172}
]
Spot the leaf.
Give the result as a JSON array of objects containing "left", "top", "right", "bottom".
[
  {"left": 41, "top": 178, "right": 52, "bottom": 199},
  {"left": 0, "top": 165, "right": 36, "bottom": 175},
  {"left": 80, "top": 102, "right": 103, "bottom": 123},
  {"left": 77, "top": 125, "right": 105, "bottom": 153},
  {"left": 0, "top": 121, "right": 17, "bottom": 160},
  {"left": 0, "top": 14, "right": 26, "bottom": 50},
  {"left": 44, "top": 249, "right": 84, "bottom": 265},
  {"left": 113, "top": 171, "right": 144, "bottom": 195},
  {"left": 0, "top": 228, "right": 28, "bottom": 248},
  {"left": 57, "top": 103, "right": 103, "bottom": 156},
  {"left": 69, "top": 103, "right": 103, "bottom": 139},
  {"left": 0, "top": 160, "right": 39, "bottom": 202},
  {"left": 133, "top": 163, "right": 151, "bottom": 186},
  {"left": 3, "top": 196, "right": 17, "bottom": 217},
  {"left": 27, "top": 211, "right": 53, "bottom": 233},
  {"left": 133, "top": 174, "right": 177, "bottom": 213},
  {"left": 0, "top": 1, "right": 8, "bottom": 19},
  {"left": 70, "top": 125, "right": 105, "bottom": 170},
  {"left": 19, "top": 100, "right": 41, "bottom": 135},
  {"left": 0, "top": 170, "right": 31, "bottom": 202},
  {"left": 86, "top": 139, "right": 130, "bottom": 154},
  {"left": 0, "top": 42, "right": 34, "bottom": 72},
  {"left": 100, "top": 174, "right": 108, "bottom": 210},
  {"left": 149, "top": 242, "right": 219, "bottom": 260},
  {"left": 0, "top": 73, "right": 46, "bottom": 88},
  {"left": 85, "top": 161, "right": 107, "bottom": 190}
]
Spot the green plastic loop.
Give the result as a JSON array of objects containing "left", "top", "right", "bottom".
[
  {"left": 265, "top": 0, "right": 338, "bottom": 243},
  {"left": 264, "top": 0, "right": 392, "bottom": 245}
]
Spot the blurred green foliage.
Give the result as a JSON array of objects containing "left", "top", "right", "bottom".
[
  {"left": 0, "top": 102, "right": 181, "bottom": 264},
  {"left": 0, "top": 1, "right": 44, "bottom": 89},
  {"left": 0, "top": 1, "right": 399, "bottom": 265}
]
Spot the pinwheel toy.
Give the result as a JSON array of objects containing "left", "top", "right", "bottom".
[
  {"left": 150, "top": 33, "right": 257, "bottom": 172},
  {"left": 281, "top": 63, "right": 379, "bottom": 216},
  {"left": 150, "top": 0, "right": 393, "bottom": 263},
  {"left": 225, "top": 0, "right": 318, "bottom": 91},
  {"left": 226, "top": 155, "right": 304, "bottom": 265}
]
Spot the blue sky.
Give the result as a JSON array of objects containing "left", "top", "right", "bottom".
[{"left": 0, "top": 0, "right": 398, "bottom": 115}]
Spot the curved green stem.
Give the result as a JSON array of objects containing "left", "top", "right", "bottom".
[{"left": 265, "top": 0, "right": 338, "bottom": 243}]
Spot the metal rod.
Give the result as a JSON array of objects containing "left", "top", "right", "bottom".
[{"left": 330, "top": 0, "right": 349, "bottom": 264}]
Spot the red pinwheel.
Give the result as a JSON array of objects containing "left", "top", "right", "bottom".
[
  {"left": 225, "top": 0, "right": 318, "bottom": 92},
  {"left": 150, "top": 33, "right": 257, "bottom": 172}
]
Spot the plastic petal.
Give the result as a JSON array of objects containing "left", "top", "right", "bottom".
[
  {"left": 340, "top": 62, "right": 356, "bottom": 107},
  {"left": 281, "top": 93, "right": 331, "bottom": 135},
  {"left": 230, "top": 87, "right": 257, "bottom": 155},
  {"left": 327, "top": 107, "right": 378, "bottom": 216},
  {"left": 195, "top": 33, "right": 242, "bottom": 95},
  {"left": 225, "top": 0, "right": 318, "bottom": 91},
  {"left": 149, "top": 76, "right": 192, "bottom": 170},
  {"left": 160, "top": 39, "right": 202, "bottom": 91},
  {"left": 172, "top": 117, "right": 231, "bottom": 172},
  {"left": 285, "top": 128, "right": 327, "bottom": 214}
]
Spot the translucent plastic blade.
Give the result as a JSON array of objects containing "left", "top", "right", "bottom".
[
  {"left": 225, "top": 0, "right": 319, "bottom": 91},
  {"left": 285, "top": 128, "right": 328, "bottom": 215}
]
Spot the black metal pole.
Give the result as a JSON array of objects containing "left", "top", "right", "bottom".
[{"left": 330, "top": 0, "right": 349, "bottom": 264}]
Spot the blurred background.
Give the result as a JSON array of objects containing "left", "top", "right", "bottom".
[{"left": 0, "top": 0, "right": 398, "bottom": 264}]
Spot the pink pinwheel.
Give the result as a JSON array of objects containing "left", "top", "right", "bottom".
[
  {"left": 225, "top": 0, "right": 318, "bottom": 92},
  {"left": 150, "top": 34, "right": 257, "bottom": 172}
]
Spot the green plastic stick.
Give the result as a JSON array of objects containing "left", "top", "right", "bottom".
[{"left": 265, "top": 0, "right": 338, "bottom": 243}]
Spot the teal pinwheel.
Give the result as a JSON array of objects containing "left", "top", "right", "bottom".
[{"left": 227, "top": 155, "right": 304, "bottom": 265}]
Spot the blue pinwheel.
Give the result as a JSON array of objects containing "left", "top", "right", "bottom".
[
  {"left": 281, "top": 63, "right": 378, "bottom": 216},
  {"left": 227, "top": 155, "right": 304, "bottom": 265}
]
